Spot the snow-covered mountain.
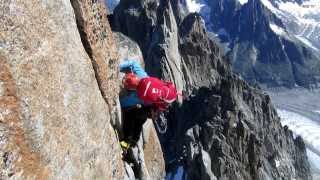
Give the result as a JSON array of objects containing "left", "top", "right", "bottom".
[
  {"left": 263, "top": 0, "right": 320, "bottom": 50},
  {"left": 187, "top": 0, "right": 320, "bottom": 88},
  {"left": 184, "top": 0, "right": 320, "bottom": 50}
]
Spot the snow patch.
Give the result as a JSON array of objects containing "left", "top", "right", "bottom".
[
  {"left": 278, "top": 1, "right": 320, "bottom": 18},
  {"left": 250, "top": 46, "right": 258, "bottom": 65},
  {"left": 315, "top": 110, "right": 320, "bottom": 114},
  {"left": 275, "top": 160, "right": 280, "bottom": 168},
  {"left": 186, "top": 0, "right": 205, "bottom": 13},
  {"left": 295, "top": 35, "right": 318, "bottom": 50},
  {"left": 260, "top": 0, "right": 281, "bottom": 13},
  {"left": 270, "top": 23, "right": 287, "bottom": 36},
  {"left": 238, "top": 0, "right": 248, "bottom": 5}
]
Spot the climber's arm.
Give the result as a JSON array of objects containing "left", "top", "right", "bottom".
[{"left": 119, "top": 60, "right": 148, "bottom": 78}]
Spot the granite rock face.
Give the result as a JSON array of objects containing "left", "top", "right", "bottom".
[
  {"left": 0, "top": 0, "right": 167, "bottom": 179},
  {"left": 113, "top": 0, "right": 159, "bottom": 58},
  {"left": 114, "top": 32, "right": 145, "bottom": 101},
  {"left": 124, "top": 119, "right": 165, "bottom": 180},
  {"left": 146, "top": 1, "right": 185, "bottom": 102},
  {"left": 112, "top": 0, "right": 312, "bottom": 179},
  {"left": 0, "top": 0, "right": 124, "bottom": 179},
  {"left": 114, "top": 32, "right": 144, "bottom": 67},
  {"left": 71, "top": 0, "right": 121, "bottom": 130}
]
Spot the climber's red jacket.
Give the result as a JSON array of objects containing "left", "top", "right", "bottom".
[{"left": 136, "top": 77, "right": 177, "bottom": 111}]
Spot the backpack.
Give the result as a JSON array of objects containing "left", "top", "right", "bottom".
[{"left": 136, "top": 77, "right": 177, "bottom": 111}]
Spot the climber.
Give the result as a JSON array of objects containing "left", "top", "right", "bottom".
[
  {"left": 119, "top": 60, "right": 178, "bottom": 150},
  {"left": 123, "top": 72, "right": 178, "bottom": 111}
]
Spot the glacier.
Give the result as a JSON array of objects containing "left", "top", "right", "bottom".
[
  {"left": 277, "top": 109, "right": 320, "bottom": 156},
  {"left": 277, "top": 109, "right": 320, "bottom": 174},
  {"left": 307, "top": 149, "right": 320, "bottom": 172}
]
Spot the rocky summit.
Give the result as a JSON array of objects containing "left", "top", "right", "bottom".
[{"left": 0, "top": 0, "right": 312, "bottom": 180}]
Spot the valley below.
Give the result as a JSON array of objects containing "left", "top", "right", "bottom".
[{"left": 267, "top": 88, "right": 320, "bottom": 179}]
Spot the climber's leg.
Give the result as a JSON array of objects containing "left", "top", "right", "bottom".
[{"left": 121, "top": 105, "right": 152, "bottom": 146}]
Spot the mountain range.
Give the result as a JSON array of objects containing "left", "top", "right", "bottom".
[{"left": 185, "top": 0, "right": 320, "bottom": 88}]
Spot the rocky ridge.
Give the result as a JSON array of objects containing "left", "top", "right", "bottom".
[{"left": 111, "top": 0, "right": 312, "bottom": 179}]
